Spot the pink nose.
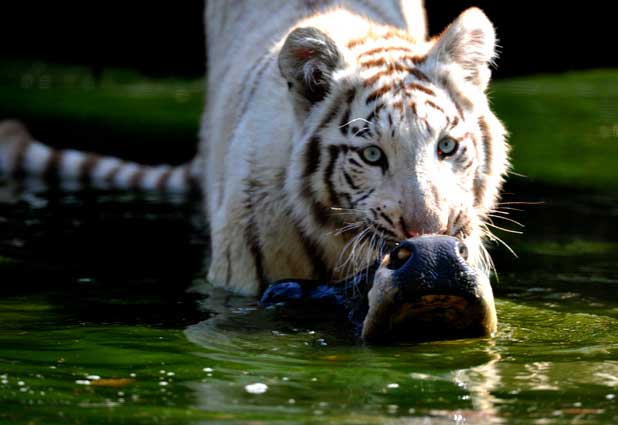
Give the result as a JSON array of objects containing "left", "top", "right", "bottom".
[
  {"left": 400, "top": 215, "right": 447, "bottom": 239},
  {"left": 400, "top": 217, "right": 420, "bottom": 238}
]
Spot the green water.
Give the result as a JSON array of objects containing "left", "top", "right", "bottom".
[
  {"left": 0, "top": 183, "right": 617, "bottom": 425},
  {"left": 0, "top": 64, "right": 617, "bottom": 424}
]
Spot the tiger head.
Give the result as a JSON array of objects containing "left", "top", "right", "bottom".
[{"left": 280, "top": 8, "right": 508, "bottom": 295}]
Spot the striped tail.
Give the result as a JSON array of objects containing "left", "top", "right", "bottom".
[{"left": 0, "top": 120, "right": 200, "bottom": 192}]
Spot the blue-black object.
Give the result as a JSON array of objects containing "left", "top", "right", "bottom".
[
  {"left": 260, "top": 235, "right": 477, "bottom": 337},
  {"left": 260, "top": 264, "right": 378, "bottom": 333}
]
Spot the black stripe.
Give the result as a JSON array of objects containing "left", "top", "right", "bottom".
[
  {"left": 355, "top": 125, "right": 372, "bottom": 138},
  {"left": 291, "top": 216, "right": 330, "bottom": 281},
  {"left": 156, "top": 167, "right": 173, "bottom": 190},
  {"left": 342, "top": 191, "right": 354, "bottom": 207},
  {"left": 338, "top": 88, "right": 357, "bottom": 135},
  {"left": 321, "top": 101, "right": 342, "bottom": 129},
  {"left": 379, "top": 212, "right": 394, "bottom": 227},
  {"left": 300, "top": 135, "right": 335, "bottom": 227},
  {"left": 12, "top": 139, "right": 31, "bottom": 178},
  {"left": 373, "top": 222, "right": 399, "bottom": 240},
  {"left": 311, "top": 200, "right": 332, "bottom": 226},
  {"left": 340, "top": 108, "right": 351, "bottom": 135},
  {"left": 301, "top": 136, "right": 323, "bottom": 223},
  {"left": 351, "top": 188, "right": 375, "bottom": 208},
  {"left": 324, "top": 145, "right": 341, "bottom": 207},
  {"left": 129, "top": 168, "right": 145, "bottom": 189},
  {"left": 346, "top": 88, "right": 357, "bottom": 104},
  {"left": 303, "top": 136, "right": 322, "bottom": 178},
  {"left": 78, "top": 154, "right": 101, "bottom": 182},
  {"left": 352, "top": 111, "right": 376, "bottom": 139},
  {"left": 104, "top": 162, "right": 123, "bottom": 183},
  {"left": 224, "top": 247, "right": 232, "bottom": 287},
  {"left": 348, "top": 158, "right": 362, "bottom": 167},
  {"left": 42, "top": 149, "right": 61, "bottom": 179},
  {"left": 343, "top": 170, "right": 359, "bottom": 190},
  {"left": 243, "top": 177, "right": 269, "bottom": 294},
  {"left": 321, "top": 87, "right": 357, "bottom": 132}
]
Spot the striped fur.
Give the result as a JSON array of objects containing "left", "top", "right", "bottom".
[
  {"left": 0, "top": 120, "right": 200, "bottom": 192},
  {"left": 0, "top": 1, "right": 509, "bottom": 298}
]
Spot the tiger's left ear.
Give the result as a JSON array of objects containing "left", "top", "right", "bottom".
[
  {"left": 279, "top": 27, "right": 342, "bottom": 116},
  {"left": 424, "top": 8, "right": 496, "bottom": 102}
]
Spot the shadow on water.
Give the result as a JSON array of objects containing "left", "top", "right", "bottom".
[
  {"left": 0, "top": 177, "right": 617, "bottom": 424},
  {"left": 0, "top": 180, "right": 209, "bottom": 328}
]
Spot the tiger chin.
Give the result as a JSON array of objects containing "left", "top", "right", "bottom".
[{"left": 0, "top": 1, "right": 509, "bottom": 341}]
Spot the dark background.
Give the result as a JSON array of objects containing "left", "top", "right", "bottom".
[{"left": 1, "top": 0, "right": 615, "bottom": 79}]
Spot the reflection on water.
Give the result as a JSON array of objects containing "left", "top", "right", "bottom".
[{"left": 0, "top": 179, "right": 617, "bottom": 424}]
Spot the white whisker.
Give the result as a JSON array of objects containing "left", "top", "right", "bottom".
[
  {"left": 338, "top": 117, "right": 370, "bottom": 129},
  {"left": 482, "top": 224, "right": 518, "bottom": 258},
  {"left": 486, "top": 222, "right": 523, "bottom": 235},
  {"left": 487, "top": 214, "right": 524, "bottom": 228}
]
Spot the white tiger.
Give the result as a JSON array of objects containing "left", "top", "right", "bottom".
[{"left": 0, "top": 1, "right": 509, "bottom": 303}]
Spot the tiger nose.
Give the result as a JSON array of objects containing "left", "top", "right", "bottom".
[
  {"left": 399, "top": 217, "right": 419, "bottom": 238},
  {"left": 399, "top": 217, "right": 442, "bottom": 239}
]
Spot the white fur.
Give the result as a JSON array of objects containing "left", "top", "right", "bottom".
[
  {"left": 91, "top": 157, "right": 123, "bottom": 182},
  {"left": 23, "top": 142, "right": 53, "bottom": 176},
  {"left": 201, "top": 1, "right": 508, "bottom": 295},
  {"left": 141, "top": 166, "right": 169, "bottom": 190},
  {"left": 113, "top": 163, "right": 139, "bottom": 189},
  {"left": 58, "top": 150, "right": 86, "bottom": 179}
]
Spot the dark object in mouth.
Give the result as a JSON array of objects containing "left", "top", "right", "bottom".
[{"left": 261, "top": 235, "right": 497, "bottom": 343}]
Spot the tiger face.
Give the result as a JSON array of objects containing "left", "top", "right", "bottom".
[
  {"left": 281, "top": 7, "right": 508, "bottom": 279},
  {"left": 316, "top": 77, "right": 482, "bottom": 251}
]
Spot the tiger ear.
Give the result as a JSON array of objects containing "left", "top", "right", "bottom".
[
  {"left": 278, "top": 27, "right": 342, "bottom": 114},
  {"left": 425, "top": 8, "right": 496, "bottom": 97}
]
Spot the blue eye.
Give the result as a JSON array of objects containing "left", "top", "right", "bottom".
[
  {"left": 361, "top": 146, "right": 384, "bottom": 165},
  {"left": 437, "top": 137, "right": 458, "bottom": 159}
]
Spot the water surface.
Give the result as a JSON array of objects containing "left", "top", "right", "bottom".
[{"left": 0, "top": 181, "right": 617, "bottom": 425}]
